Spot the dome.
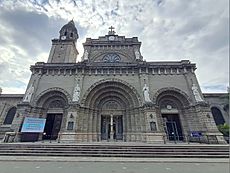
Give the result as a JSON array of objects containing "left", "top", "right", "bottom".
[{"left": 59, "top": 20, "right": 79, "bottom": 41}]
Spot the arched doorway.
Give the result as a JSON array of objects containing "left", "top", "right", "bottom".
[
  {"left": 82, "top": 79, "right": 141, "bottom": 142},
  {"left": 36, "top": 90, "right": 69, "bottom": 140},
  {"left": 3, "top": 107, "right": 16, "bottom": 125},
  {"left": 156, "top": 89, "right": 190, "bottom": 142},
  {"left": 211, "top": 107, "right": 225, "bottom": 125},
  {"left": 100, "top": 100, "right": 124, "bottom": 140}
]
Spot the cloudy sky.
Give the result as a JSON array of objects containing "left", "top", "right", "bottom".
[{"left": 0, "top": 0, "right": 229, "bottom": 94}]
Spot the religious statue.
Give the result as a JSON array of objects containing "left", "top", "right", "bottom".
[
  {"left": 134, "top": 49, "right": 140, "bottom": 59},
  {"left": 142, "top": 83, "right": 152, "bottom": 103},
  {"left": 23, "top": 84, "right": 34, "bottom": 102},
  {"left": 192, "top": 84, "right": 204, "bottom": 102},
  {"left": 83, "top": 50, "right": 88, "bottom": 60},
  {"left": 72, "top": 81, "right": 80, "bottom": 102}
]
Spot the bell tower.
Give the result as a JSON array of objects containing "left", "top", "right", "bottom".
[{"left": 47, "top": 20, "right": 79, "bottom": 63}]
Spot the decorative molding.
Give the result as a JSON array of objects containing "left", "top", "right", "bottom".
[
  {"left": 103, "top": 53, "right": 121, "bottom": 63},
  {"left": 34, "top": 87, "right": 72, "bottom": 107},
  {"left": 90, "top": 51, "right": 133, "bottom": 63},
  {"left": 153, "top": 87, "right": 192, "bottom": 107},
  {"left": 81, "top": 78, "right": 142, "bottom": 106}
]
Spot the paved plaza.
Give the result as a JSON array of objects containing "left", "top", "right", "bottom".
[{"left": 0, "top": 160, "right": 229, "bottom": 173}]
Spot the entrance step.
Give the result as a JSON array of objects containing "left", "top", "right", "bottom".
[{"left": 0, "top": 143, "right": 228, "bottom": 158}]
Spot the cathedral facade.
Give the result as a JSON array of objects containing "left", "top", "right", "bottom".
[{"left": 0, "top": 21, "right": 228, "bottom": 143}]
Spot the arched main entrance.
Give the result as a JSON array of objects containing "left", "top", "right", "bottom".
[
  {"left": 82, "top": 79, "right": 141, "bottom": 141},
  {"left": 100, "top": 101, "right": 124, "bottom": 140},
  {"left": 155, "top": 88, "right": 190, "bottom": 142}
]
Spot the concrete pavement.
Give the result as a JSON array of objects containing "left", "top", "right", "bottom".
[{"left": 0, "top": 161, "right": 229, "bottom": 173}]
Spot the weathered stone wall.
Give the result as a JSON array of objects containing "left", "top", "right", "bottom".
[
  {"left": 204, "top": 93, "right": 229, "bottom": 123},
  {"left": 0, "top": 94, "right": 23, "bottom": 139}
]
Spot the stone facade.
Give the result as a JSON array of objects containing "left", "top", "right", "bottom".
[
  {"left": 0, "top": 94, "right": 24, "bottom": 139},
  {"left": 0, "top": 21, "right": 228, "bottom": 143},
  {"left": 204, "top": 93, "right": 229, "bottom": 125}
]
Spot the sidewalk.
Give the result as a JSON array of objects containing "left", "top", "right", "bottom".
[{"left": 0, "top": 156, "right": 228, "bottom": 163}]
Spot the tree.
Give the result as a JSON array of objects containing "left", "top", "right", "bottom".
[{"left": 217, "top": 123, "right": 230, "bottom": 137}]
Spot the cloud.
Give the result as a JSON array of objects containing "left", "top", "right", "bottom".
[{"left": 0, "top": 0, "right": 229, "bottom": 94}]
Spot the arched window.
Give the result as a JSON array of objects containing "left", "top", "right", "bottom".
[
  {"left": 3, "top": 107, "right": 16, "bottom": 124},
  {"left": 211, "top": 107, "right": 225, "bottom": 125}
]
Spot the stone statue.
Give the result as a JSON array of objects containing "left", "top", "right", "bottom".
[
  {"left": 142, "top": 84, "right": 152, "bottom": 103},
  {"left": 23, "top": 84, "right": 34, "bottom": 102},
  {"left": 134, "top": 49, "right": 140, "bottom": 59},
  {"left": 192, "top": 84, "right": 204, "bottom": 102},
  {"left": 83, "top": 50, "right": 88, "bottom": 60},
  {"left": 72, "top": 82, "right": 80, "bottom": 102}
]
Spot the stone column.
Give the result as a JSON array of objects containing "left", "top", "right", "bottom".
[
  {"left": 10, "top": 103, "right": 33, "bottom": 142},
  {"left": 91, "top": 109, "right": 97, "bottom": 142},
  {"left": 87, "top": 109, "right": 93, "bottom": 142},
  {"left": 110, "top": 114, "right": 114, "bottom": 141}
]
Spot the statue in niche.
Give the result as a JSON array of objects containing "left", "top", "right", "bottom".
[
  {"left": 192, "top": 84, "right": 204, "bottom": 102},
  {"left": 142, "top": 83, "right": 152, "bottom": 103},
  {"left": 134, "top": 49, "right": 140, "bottom": 59},
  {"left": 83, "top": 50, "right": 88, "bottom": 60},
  {"left": 72, "top": 79, "right": 80, "bottom": 102},
  {"left": 23, "top": 84, "right": 34, "bottom": 102}
]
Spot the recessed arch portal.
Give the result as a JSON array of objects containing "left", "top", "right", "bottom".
[
  {"left": 36, "top": 89, "right": 69, "bottom": 140},
  {"left": 82, "top": 79, "right": 141, "bottom": 109},
  {"left": 156, "top": 88, "right": 191, "bottom": 141},
  {"left": 82, "top": 79, "right": 141, "bottom": 141}
]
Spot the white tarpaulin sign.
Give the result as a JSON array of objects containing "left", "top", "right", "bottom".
[{"left": 21, "top": 117, "right": 46, "bottom": 133}]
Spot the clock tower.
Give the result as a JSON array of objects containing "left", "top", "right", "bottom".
[{"left": 47, "top": 20, "right": 79, "bottom": 63}]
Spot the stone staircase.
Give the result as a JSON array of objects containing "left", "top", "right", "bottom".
[{"left": 0, "top": 143, "right": 229, "bottom": 158}]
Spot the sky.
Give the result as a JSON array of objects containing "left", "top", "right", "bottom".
[{"left": 0, "top": 0, "right": 229, "bottom": 94}]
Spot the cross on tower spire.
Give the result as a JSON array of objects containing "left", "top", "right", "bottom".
[{"left": 108, "top": 26, "right": 115, "bottom": 35}]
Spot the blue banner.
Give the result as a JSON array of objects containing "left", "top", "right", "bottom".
[{"left": 21, "top": 117, "right": 46, "bottom": 133}]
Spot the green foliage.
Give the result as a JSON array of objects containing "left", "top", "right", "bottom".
[{"left": 217, "top": 123, "right": 230, "bottom": 137}]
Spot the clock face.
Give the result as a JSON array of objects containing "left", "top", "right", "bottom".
[
  {"left": 108, "top": 36, "right": 115, "bottom": 41},
  {"left": 61, "top": 36, "right": 66, "bottom": 40}
]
